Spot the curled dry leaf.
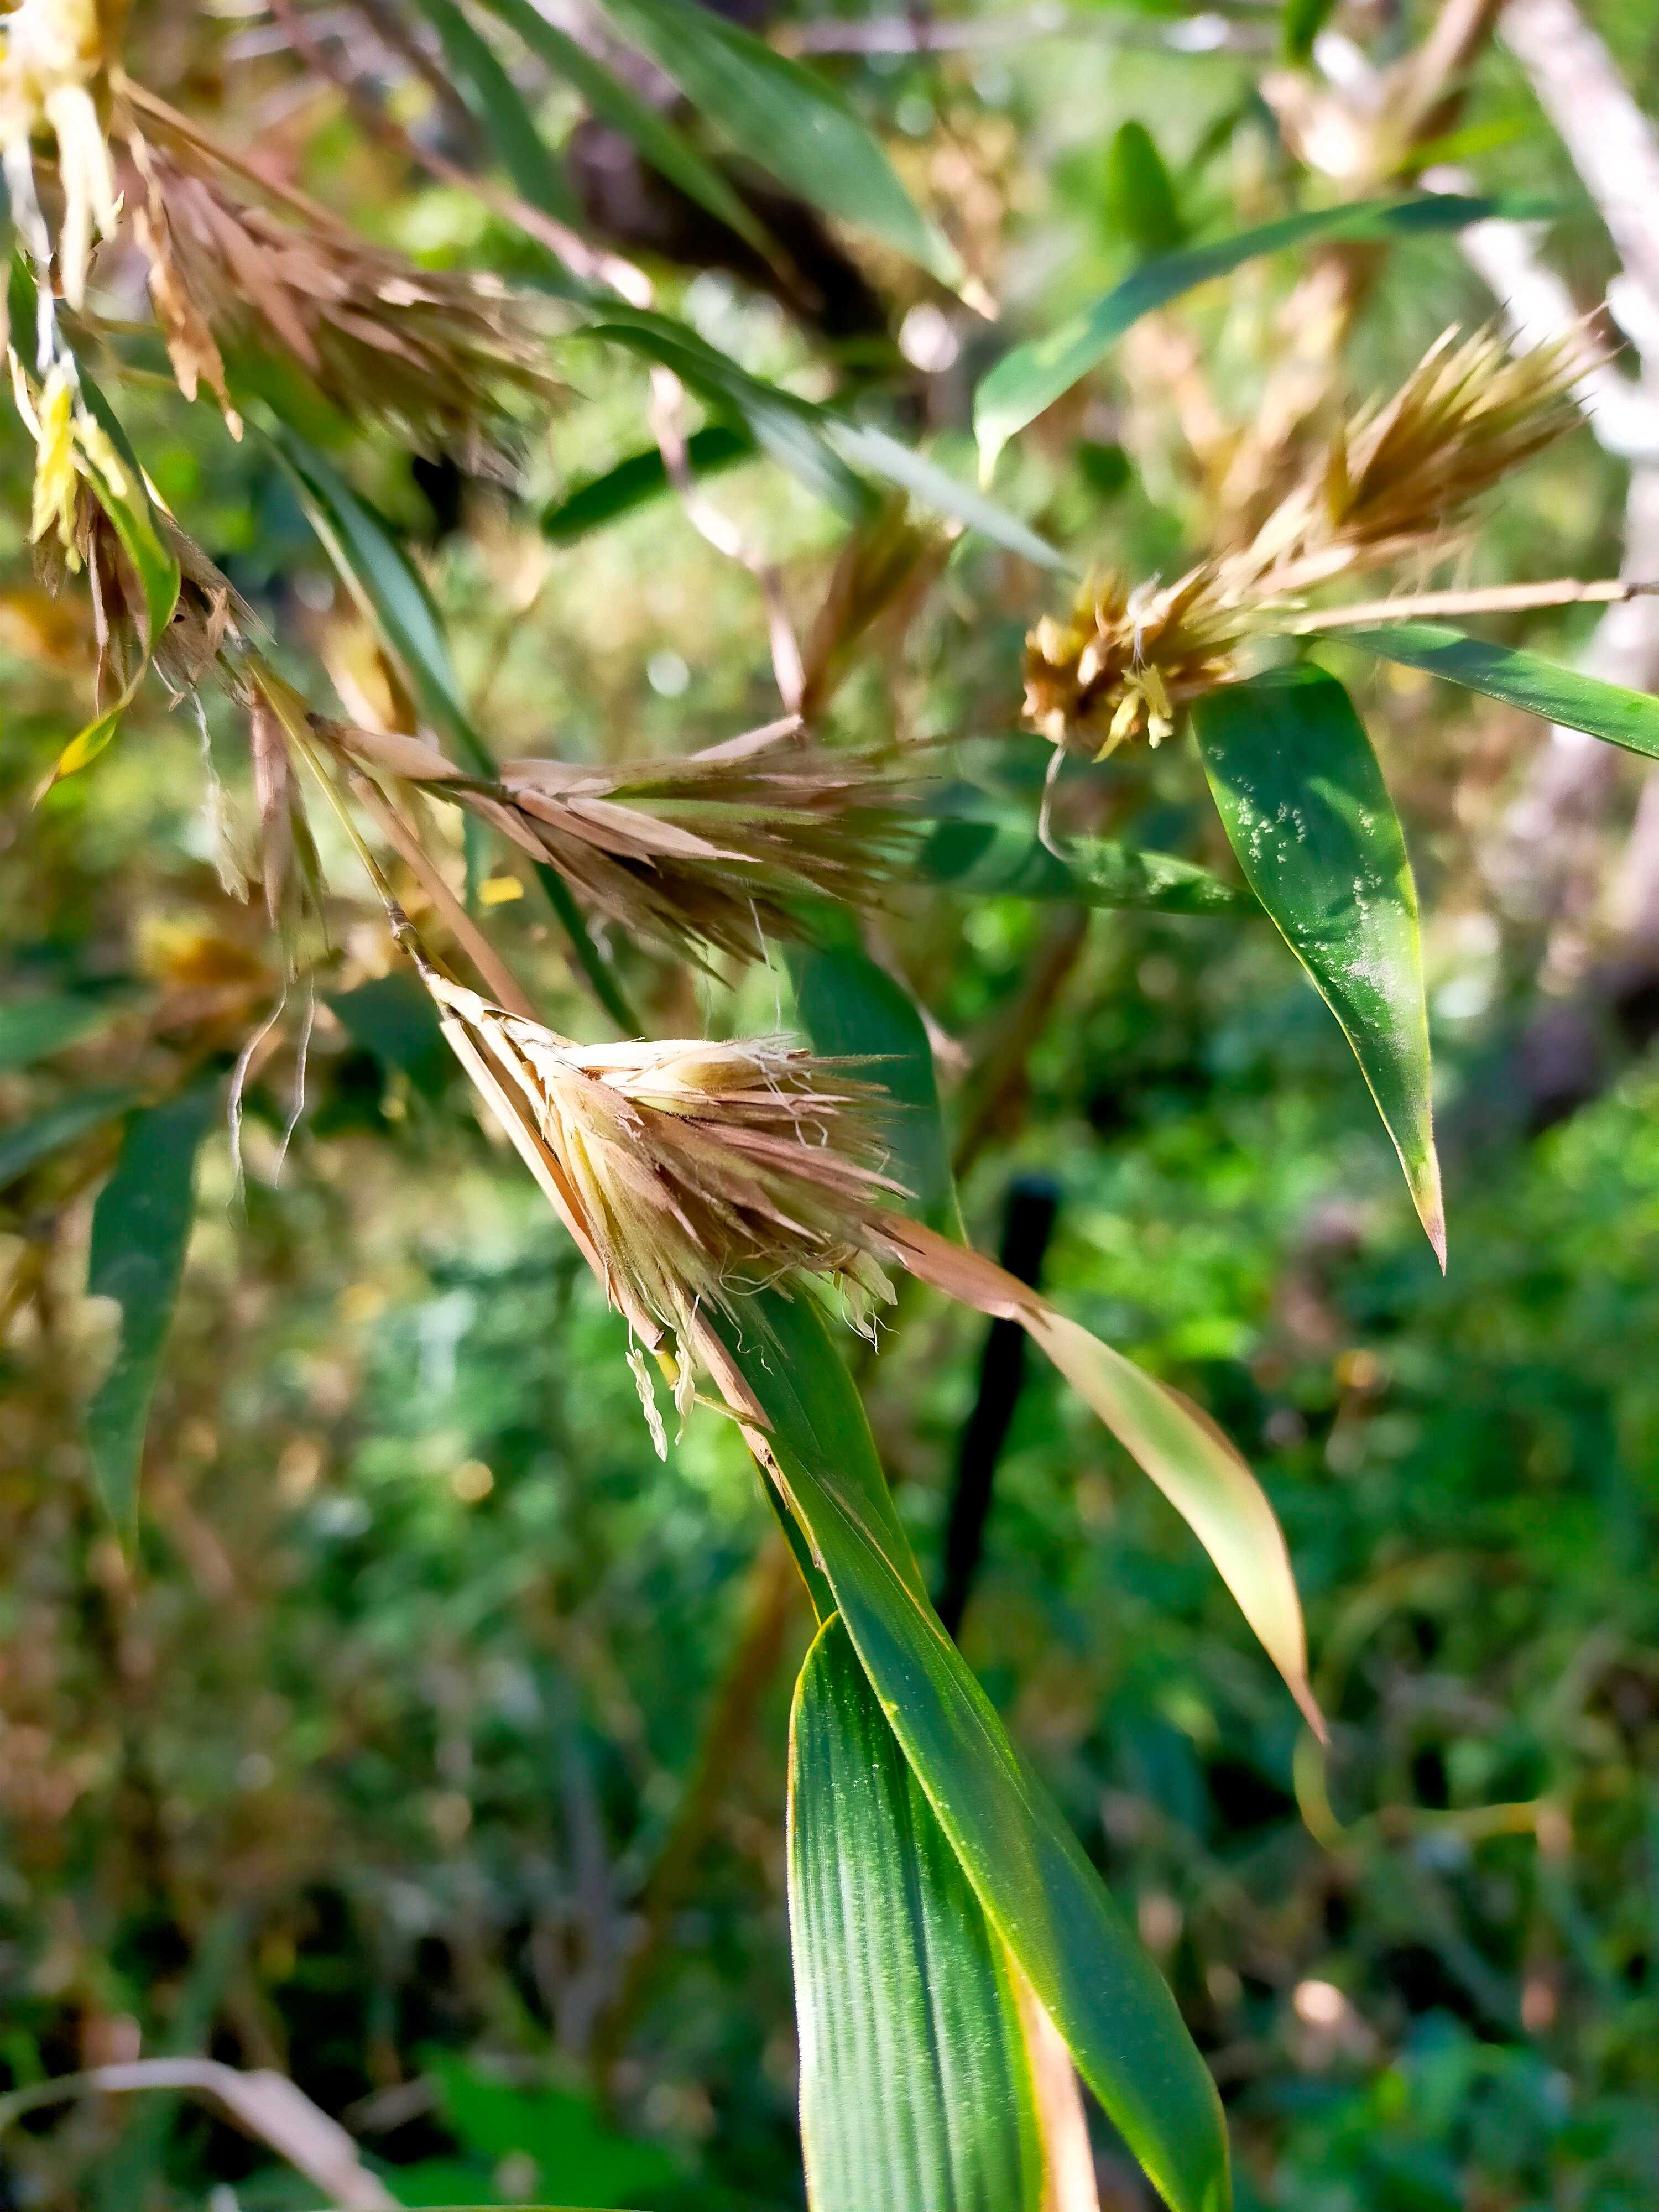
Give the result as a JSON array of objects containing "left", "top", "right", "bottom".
[
  {"left": 1025, "top": 325, "right": 1589, "bottom": 753},
  {"left": 36, "top": 487, "right": 249, "bottom": 707}
]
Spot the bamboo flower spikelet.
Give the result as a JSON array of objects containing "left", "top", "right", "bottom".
[
  {"left": 1025, "top": 326, "right": 1588, "bottom": 753},
  {"left": 330, "top": 718, "right": 922, "bottom": 963},
  {"left": 117, "top": 97, "right": 565, "bottom": 453},
  {"left": 419, "top": 968, "right": 907, "bottom": 1448}
]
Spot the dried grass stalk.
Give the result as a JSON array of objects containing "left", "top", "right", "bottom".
[{"left": 1026, "top": 326, "right": 1589, "bottom": 752}]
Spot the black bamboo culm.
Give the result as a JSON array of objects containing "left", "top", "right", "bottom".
[{"left": 934, "top": 1177, "right": 1060, "bottom": 1640}]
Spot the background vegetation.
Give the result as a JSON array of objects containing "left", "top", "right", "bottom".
[{"left": 3, "top": 0, "right": 1659, "bottom": 2206}]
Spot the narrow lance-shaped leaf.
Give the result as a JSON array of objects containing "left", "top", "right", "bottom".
[
  {"left": 974, "top": 192, "right": 1553, "bottom": 477},
  {"left": 0, "top": 1088, "right": 138, "bottom": 1188},
  {"left": 881, "top": 1216, "right": 1321, "bottom": 1738},
  {"left": 916, "top": 799, "right": 1253, "bottom": 915},
  {"left": 1193, "top": 666, "right": 1444, "bottom": 1265},
  {"left": 0, "top": 993, "right": 131, "bottom": 1072},
  {"left": 790, "top": 1613, "right": 1045, "bottom": 2212},
  {"left": 790, "top": 939, "right": 963, "bottom": 1238},
  {"left": 592, "top": 0, "right": 972, "bottom": 293},
  {"left": 262, "top": 422, "right": 638, "bottom": 1031},
  {"left": 541, "top": 423, "right": 756, "bottom": 544},
  {"left": 709, "top": 1289, "right": 1232, "bottom": 2212},
  {"left": 1329, "top": 620, "right": 1659, "bottom": 762},
  {"left": 411, "top": 0, "right": 584, "bottom": 227},
  {"left": 84, "top": 1085, "right": 219, "bottom": 1526},
  {"left": 588, "top": 311, "right": 1067, "bottom": 565},
  {"left": 473, "top": 0, "right": 780, "bottom": 262}
]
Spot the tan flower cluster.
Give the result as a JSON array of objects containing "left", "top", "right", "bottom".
[
  {"left": 120, "top": 108, "right": 563, "bottom": 452},
  {"left": 1026, "top": 326, "right": 1587, "bottom": 753},
  {"left": 329, "top": 718, "right": 919, "bottom": 964},
  {"left": 419, "top": 974, "right": 906, "bottom": 1445}
]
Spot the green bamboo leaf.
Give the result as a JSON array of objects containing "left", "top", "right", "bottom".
[
  {"left": 473, "top": 0, "right": 779, "bottom": 260},
  {"left": 714, "top": 1289, "right": 1231, "bottom": 2212},
  {"left": 0, "top": 1088, "right": 137, "bottom": 1188},
  {"left": 591, "top": 0, "right": 969, "bottom": 290},
  {"left": 588, "top": 312, "right": 1067, "bottom": 563},
  {"left": 789, "top": 1613, "right": 1044, "bottom": 2212},
  {"left": 0, "top": 993, "right": 131, "bottom": 1072},
  {"left": 1104, "top": 121, "right": 1185, "bottom": 259},
  {"left": 1021, "top": 1303, "right": 1319, "bottom": 1735},
  {"left": 411, "top": 0, "right": 583, "bottom": 226},
  {"left": 916, "top": 803, "right": 1253, "bottom": 914},
  {"left": 587, "top": 312, "right": 874, "bottom": 520},
  {"left": 1282, "top": 0, "right": 1340, "bottom": 62},
  {"left": 974, "top": 193, "right": 1548, "bottom": 477},
  {"left": 1329, "top": 620, "right": 1659, "bottom": 761},
  {"left": 263, "top": 422, "right": 638, "bottom": 1031},
  {"left": 1193, "top": 666, "right": 1443, "bottom": 1264},
  {"left": 85, "top": 1086, "right": 219, "bottom": 1526},
  {"left": 541, "top": 423, "right": 756, "bottom": 542},
  {"left": 790, "top": 940, "right": 962, "bottom": 1238},
  {"left": 825, "top": 420, "right": 1068, "bottom": 573}
]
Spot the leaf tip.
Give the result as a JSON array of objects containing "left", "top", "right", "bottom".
[{"left": 1293, "top": 1678, "right": 1330, "bottom": 1745}]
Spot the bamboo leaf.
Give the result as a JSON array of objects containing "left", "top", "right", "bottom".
[
  {"left": 0, "top": 993, "right": 131, "bottom": 1072},
  {"left": 588, "top": 312, "right": 1067, "bottom": 562},
  {"left": 587, "top": 311, "right": 875, "bottom": 520},
  {"left": 411, "top": 0, "right": 583, "bottom": 226},
  {"left": 714, "top": 1290, "right": 1231, "bottom": 2212},
  {"left": 0, "top": 1088, "right": 137, "bottom": 1187},
  {"left": 263, "top": 422, "right": 637, "bottom": 1030},
  {"left": 1104, "top": 122, "right": 1185, "bottom": 259},
  {"left": 1329, "top": 620, "right": 1659, "bottom": 761},
  {"left": 473, "top": 0, "right": 779, "bottom": 260},
  {"left": 592, "top": 0, "right": 970, "bottom": 290},
  {"left": 1282, "top": 0, "right": 1340, "bottom": 62},
  {"left": 1022, "top": 1305, "right": 1319, "bottom": 1737},
  {"left": 974, "top": 193, "right": 1548, "bottom": 477},
  {"left": 790, "top": 940, "right": 962, "bottom": 1238},
  {"left": 883, "top": 1217, "right": 1319, "bottom": 1736},
  {"left": 541, "top": 423, "right": 756, "bottom": 542},
  {"left": 1193, "top": 666, "right": 1443, "bottom": 1264},
  {"left": 84, "top": 1086, "right": 219, "bottom": 1526},
  {"left": 916, "top": 804, "right": 1253, "bottom": 914},
  {"left": 789, "top": 1613, "right": 1045, "bottom": 2212}
]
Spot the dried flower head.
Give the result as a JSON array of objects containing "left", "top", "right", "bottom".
[
  {"left": 330, "top": 719, "right": 921, "bottom": 963},
  {"left": 422, "top": 973, "right": 906, "bottom": 1441},
  {"left": 1027, "top": 326, "right": 1587, "bottom": 754},
  {"left": 0, "top": 0, "right": 118, "bottom": 312},
  {"left": 117, "top": 98, "right": 562, "bottom": 452},
  {"left": 34, "top": 474, "right": 251, "bottom": 703}
]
